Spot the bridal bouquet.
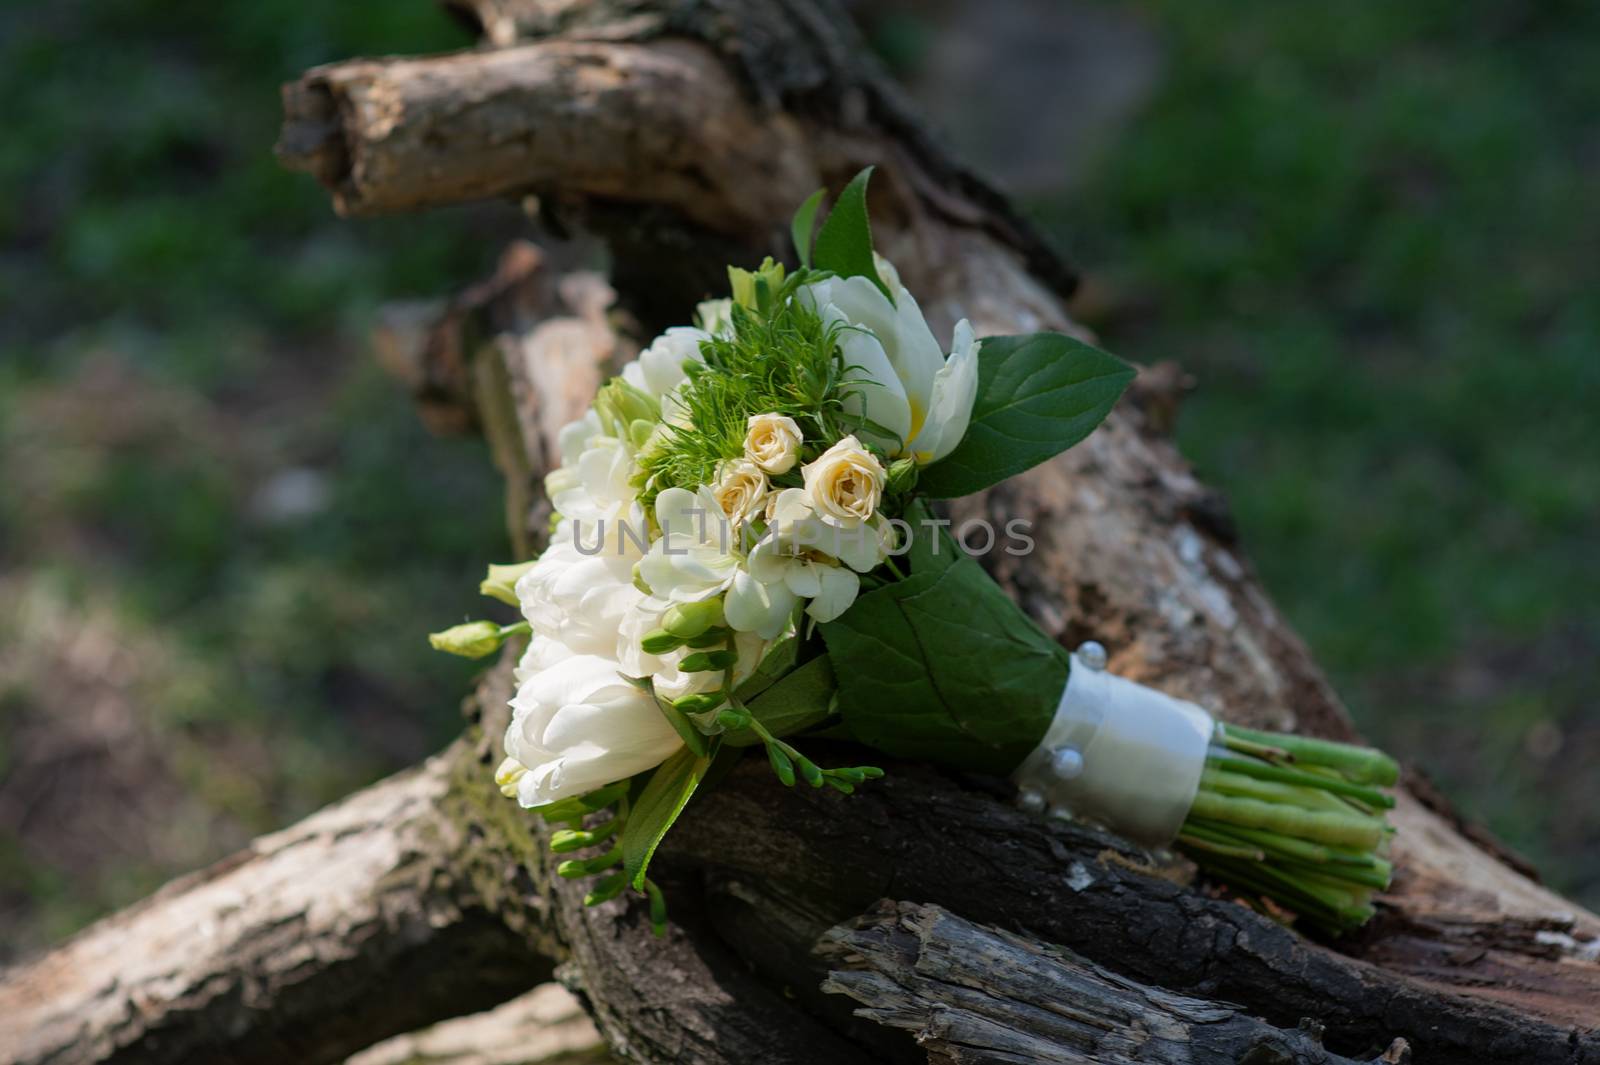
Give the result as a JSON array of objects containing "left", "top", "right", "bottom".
[{"left": 432, "top": 170, "right": 1399, "bottom": 935}]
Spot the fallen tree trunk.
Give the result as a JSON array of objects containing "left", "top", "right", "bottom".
[
  {"left": 819, "top": 902, "right": 1413, "bottom": 1065},
  {"left": 5, "top": 1, "right": 1596, "bottom": 1063}
]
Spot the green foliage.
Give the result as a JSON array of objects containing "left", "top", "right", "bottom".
[
  {"left": 726, "top": 655, "right": 837, "bottom": 747},
  {"left": 790, "top": 188, "right": 827, "bottom": 268},
  {"left": 620, "top": 747, "right": 712, "bottom": 890},
  {"left": 634, "top": 294, "right": 855, "bottom": 498},
  {"left": 821, "top": 556, "right": 1071, "bottom": 776},
  {"left": 918, "top": 333, "right": 1136, "bottom": 499},
  {"left": 812, "top": 167, "right": 891, "bottom": 299},
  {"left": 0, "top": 1, "right": 501, "bottom": 957}
]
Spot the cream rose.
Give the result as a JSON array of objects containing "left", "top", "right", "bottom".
[
  {"left": 743, "top": 412, "right": 803, "bottom": 474},
  {"left": 802, "top": 435, "right": 884, "bottom": 527},
  {"left": 712, "top": 458, "right": 769, "bottom": 527}
]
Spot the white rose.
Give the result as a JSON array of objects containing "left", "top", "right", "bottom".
[
  {"left": 801, "top": 436, "right": 884, "bottom": 527},
  {"left": 515, "top": 521, "right": 646, "bottom": 659},
  {"left": 499, "top": 653, "right": 683, "bottom": 806},
  {"left": 744, "top": 412, "right": 803, "bottom": 474},
  {"left": 802, "top": 262, "right": 978, "bottom": 465},
  {"left": 713, "top": 458, "right": 769, "bottom": 526}
]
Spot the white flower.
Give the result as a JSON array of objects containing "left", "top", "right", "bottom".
[
  {"left": 637, "top": 485, "right": 743, "bottom": 604},
  {"left": 549, "top": 433, "right": 643, "bottom": 536},
  {"left": 712, "top": 458, "right": 769, "bottom": 527},
  {"left": 514, "top": 635, "right": 573, "bottom": 685},
  {"left": 544, "top": 408, "right": 603, "bottom": 499},
  {"left": 499, "top": 653, "right": 683, "bottom": 806},
  {"left": 802, "top": 436, "right": 884, "bottom": 527},
  {"left": 747, "top": 489, "right": 884, "bottom": 623},
  {"left": 515, "top": 521, "right": 645, "bottom": 659},
  {"left": 638, "top": 485, "right": 795, "bottom": 640},
  {"left": 621, "top": 327, "right": 708, "bottom": 402},
  {"left": 695, "top": 298, "right": 735, "bottom": 337},
  {"left": 803, "top": 263, "right": 978, "bottom": 464},
  {"left": 744, "top": 412, "right": 803, "bottom": 474},
  {"left": 616, "top": 595, "right": 773, "bottom": 708}
]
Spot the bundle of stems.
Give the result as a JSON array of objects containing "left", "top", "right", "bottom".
[{"left": 1177, "top": 724, "right": 1399, "bottom": 934}]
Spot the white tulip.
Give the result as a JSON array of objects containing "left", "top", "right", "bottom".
[
  {"left": 499, "top": 653, "right": 684, "bottom": 806},
  {"left": 908, "top": 318, "right": 978, "bottom": 465},
  {"left": 803, "top": 263, "right": 978, "bottom": 464}
]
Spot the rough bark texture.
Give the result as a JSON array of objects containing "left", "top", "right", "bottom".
[
  {"left": 819, "top": 902, "right": 1412, "bottom": 1065},
  {"left": 0, "top": 749, "right": 554, "bottom": 1065},
  {"left": 5, "top": 1, "right": 1597, "bottom": 1064}
]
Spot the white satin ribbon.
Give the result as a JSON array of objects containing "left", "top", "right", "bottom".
[{"left": 1011, "top": 649, "right": 1216, "bottom": 846}]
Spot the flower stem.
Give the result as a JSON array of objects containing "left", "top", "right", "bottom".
[{"left": 1217, "top": 724, "right": 1399, "bottom": 786}]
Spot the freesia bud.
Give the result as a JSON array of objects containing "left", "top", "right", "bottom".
[
  {"left": 662, "top": 598, "right": 725, "bottom": 639},
  {"left": 679, "top": 650, "right": 738, "bottom": 673},
  {"left": 672, "top": 692, "right": 726, "bottom": 715},
  {"left": 640, "top": 628, "right": 686, "bottom": 655},
  {"left": 714, "top": 708, "right": 752, "bottom": 731},
  {"left": 480, "top": 560, "right": 537, "bottom": 606},
  {"left": 429, "top": 620, "right": 506, "bottom": 659}
]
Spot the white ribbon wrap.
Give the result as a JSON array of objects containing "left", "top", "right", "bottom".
[{"left": 1011, "top": 650, "right": 1216, "bottom": 846}]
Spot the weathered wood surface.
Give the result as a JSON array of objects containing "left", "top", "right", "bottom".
[
  {"left": 346, "top": 984, "right": 613, "bottom": 1065},
  {"left": 820, "top": 902, "right": 1412, "bottom": 1065},
  {"left": 3, "top": 1, "right": 1596, "bottom": 1063},
  {"left": 0, "top": 750, "right": 553, "bottom": 1065}
]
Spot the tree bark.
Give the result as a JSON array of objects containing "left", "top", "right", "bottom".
[
  {"left": 4, "top": 1, "right": 1596, "bottom": 1063},
  {"left": 819, "top": 901, "right": 1413, "bottom": 1065}
]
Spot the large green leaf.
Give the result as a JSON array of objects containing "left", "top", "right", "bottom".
[
  {"left": 620, "top": 747, "right": 712, "bottom": 889},
  {"left": 820, "top": 558, "right": 1069, "bottom": 775},
  {"left": 790, "top": 187, "right": 826, "bottom": 268},
  {"left": 918, "top": 332, "right": 1135, "bottom": 499},
  {"left": 727, "top": 655, "right": 836, "bottom": 747},
  {"left": 812, "top": 167, "right": 891, "bottom": 300}
]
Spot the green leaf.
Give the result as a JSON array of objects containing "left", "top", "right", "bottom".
[
  {"left": 641, "top": 675, "right": 709, "bottom": 757},
  {"left": 620, "top": 747, "right": 712, "bottom": 890},
  {"left": 732, "top": 634, "right": 801, "bottom": 702},
  {"left": 819, "top": 557, "right": 1069, "bottom": 775},
  {"left": 918, "top": 332, "right": 1136, "bottom": 499},
  {"left": 899, "top": 497, "right": 961, "bottom": 576},
  {"left": 790, "top": 187, "right": 826, "bottom": 268},
  {"left": 812, "top": 167, "right": 891, "bottom": 300},
  {"left": 727, "top": 655, "right": 837, "bottom": 747}
]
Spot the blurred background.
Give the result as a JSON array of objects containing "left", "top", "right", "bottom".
[{"left": 1, "top": 0, "right": 1595, "bottom": 963}]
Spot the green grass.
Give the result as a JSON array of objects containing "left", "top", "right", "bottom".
[
  {"left": 1039, "top": 0, "right": 1599, "bottom": 901},
  {"left": 0, "top": 1, "right": 511, "bottom": 959}
]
